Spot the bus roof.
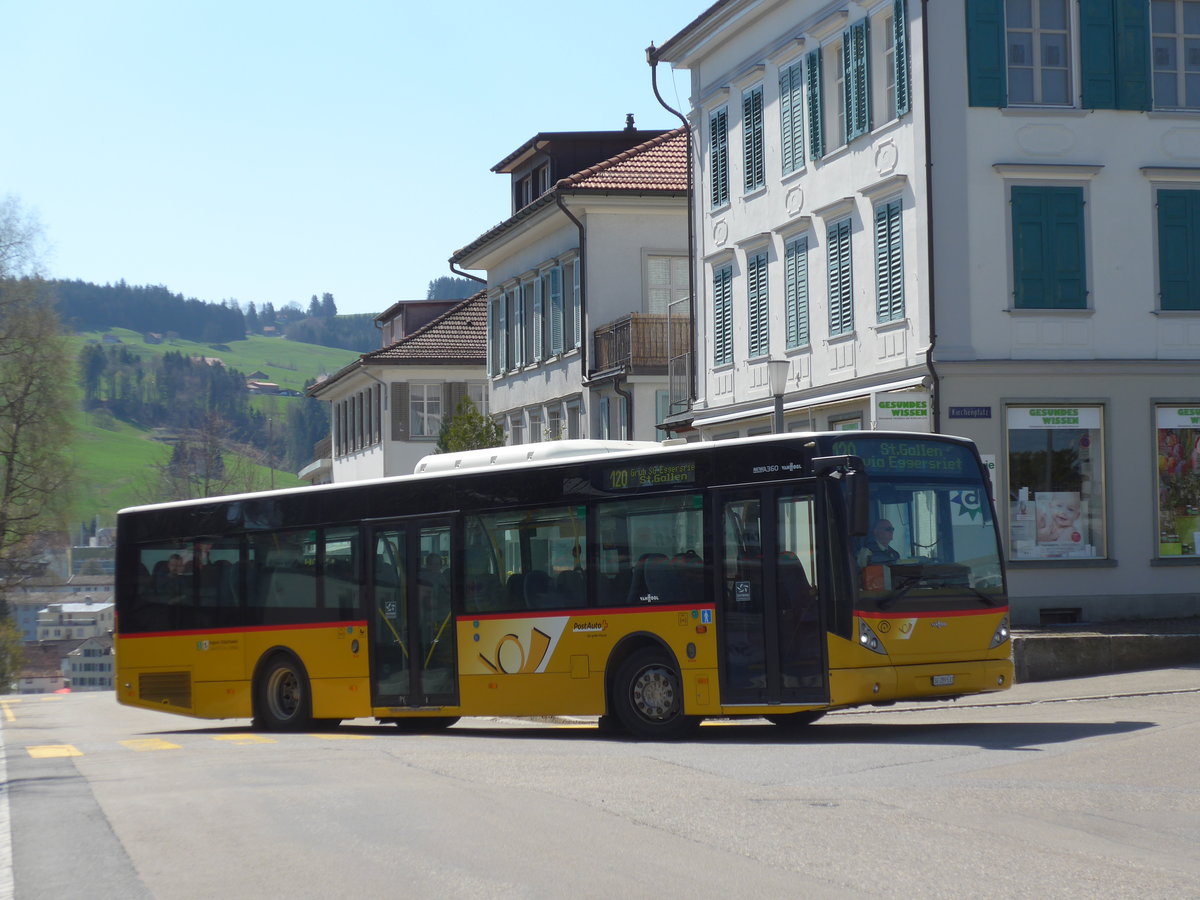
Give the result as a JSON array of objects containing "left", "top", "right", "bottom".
[{"left": 414, "top": 439, "right": 664, "bottom": 474}]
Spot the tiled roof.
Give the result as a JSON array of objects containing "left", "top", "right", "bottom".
[
  {"left": 558, "top": 128, "right": 688, "bottom": 192},
  {"left": 367, "top": 291, "right": 487, "bottom": 364},
  {"left": 311, "top": 291, "right": 488, "bottom": 395},
  {"left": 451, "top": 128, "right": 688, "bottom": 263}
]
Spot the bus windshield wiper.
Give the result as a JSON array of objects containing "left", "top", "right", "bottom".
[{"left": 879, "top": 565, "right": 998, "bottom": 610}]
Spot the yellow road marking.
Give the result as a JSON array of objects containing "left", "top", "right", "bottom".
[
  {"left": 120, "top": 738, "right": 181, "bottom": 752},
  {"left": 26, "top": 744, "right": 82, "bottom": 758},
  {"left": 213, "top": 733, "right": 276, "bottom": 745},
  {"left": 311, "top": 733, "right": 372, "bottom": 741},
  {"left": 0, "top": 701, "right": 15, "bottom": 722}
]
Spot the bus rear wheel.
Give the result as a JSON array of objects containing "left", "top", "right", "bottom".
[
  {"left": 611, "top": 647, "right": 697, "bottom": 740},
  {"left": 254, "top": 654, "right": 313, "bottom": 731}
]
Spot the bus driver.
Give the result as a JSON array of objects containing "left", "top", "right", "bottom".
[{"left": 857, "top": 519, "right": 901, "bottom": 569}]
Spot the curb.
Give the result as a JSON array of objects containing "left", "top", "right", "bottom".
[{"left": 1013, "top": 632, "right": 1200, "bottom": 683}]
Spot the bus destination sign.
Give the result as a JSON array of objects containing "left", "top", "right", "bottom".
[
  {"left": 603, "top": 461, "right": 697, "bottom": 491},
  {"left": 831, "top": 437, "right": 970, "bottom": 477}
]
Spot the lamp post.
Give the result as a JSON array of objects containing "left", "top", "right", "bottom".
[{"left": 767, "top": 358, "right": 790, "bottom": 434}]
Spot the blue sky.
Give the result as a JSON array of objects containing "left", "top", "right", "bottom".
[{"left": 3, "top": 0, "right": 701, "bottom": 316}]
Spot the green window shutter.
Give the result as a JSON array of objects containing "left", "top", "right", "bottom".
[
  {"left": 828, "top": 219, "right": 854, "bottom": 335},
  {"left": 532, "top": 278, "right": 544, "bottom": 362},
  {"left": 1158, "top": 190, "right": 1200, "bottom": 310},
  {"left": 390, "top": 382, "right": 409, "bottom": 442},
  {"left": 571, "top": 262, "right": 582, "bottom": 349},
  {"left": 780, "top": 62, "right": 805, "bottom": 174},
  {"left": 713, "top": 265, "right": 734, "bottom": 366},
  {"left": 486, "top": 296, "right": 496, "bottom": 376},
  {"left": 513, "top": 284, "right": 525, "bottom": 367},
  {"left": 497, "top": 293, "right": 508, "bottom": 371},
  {"left": 1011, "top": 186, "right": 1087, "bottom": 309},
  {"left": 743, "top": 86, "right": 765, "bottom": 191},
  {"left": 449, "top": 382, "right": 467, "bottom": 418},
  {"left": 1080, "top": 0, "right": 1151, "bottom": 110},
  {"left": 893, "top": 0, "right": 911, "bottom": 116},
  {"left": 785, "top": 236, "right": 809, "bottom": 348},
  {"left": 549, "top": 270, "right": 564, "bottom": 355},
  {"left": 844, "top": 20, "right": 871, "bottom": 141},
  {"left": 965, "top": 0, "right": 1007, "bottom": 108},
  {"left": 1114, "top": 0, "right": 1151, "bottom": 111},
  {"left": 747, "top": 252, "right": 769, "bottom": 357},
  {"left": 710, "top": 107, "right": 729, "bottom": 207},
  {"left": 807, "top": 49, "right": 824, "bottom": 159},
  {"left": 874, "top": 200, "right": 905, "bottom": 322},
  {"left": 1080, "top": 0, "right": 1118, "bottom": 109}
]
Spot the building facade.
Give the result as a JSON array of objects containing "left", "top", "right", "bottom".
[
  {"left": 308, "top": 294, "right": 489, "bottom": 480},
  {"left": 451, "top": 125, "right": 689, "bottom": 443},
  {"left": 655, "top": 0, "right": 1199, "bottom": 623}
]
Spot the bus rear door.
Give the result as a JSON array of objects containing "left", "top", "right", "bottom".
[
  {"left": 715, "top": 487, "right": 827, "bottom": 707},
  {"left": 368, "top": 517, "right": 458, "bottom": 708}
]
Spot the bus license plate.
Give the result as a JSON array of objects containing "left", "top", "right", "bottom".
[{"left": 931, "top": 674, "right": 955, "bottom": 687}]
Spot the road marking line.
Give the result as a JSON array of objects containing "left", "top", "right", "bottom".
[
  {"left": 1, "top": 711, "right": 14, "bottom": 899},
  {"left": 310, "top": 733, "right": 372, "bottom": 741},
  {"left": 213, "top": 734, "right": 276, "bottom": 744},
  {"left": 0, "top": 703, "right": 14, "bottom": 723},
  {"left": 119, "top": 738, "right": 181, "bottom": 752},
  {"left": 26, "top": 745, "right": 83, "bottom": 758}
]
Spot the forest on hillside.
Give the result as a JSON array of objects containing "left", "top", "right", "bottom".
[{"left": 42, "top": 280, "right": 378, "bottom": 351}]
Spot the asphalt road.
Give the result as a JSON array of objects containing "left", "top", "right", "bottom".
[{"left": 3, "top": 668, "right": 1199, "bottom": 899}]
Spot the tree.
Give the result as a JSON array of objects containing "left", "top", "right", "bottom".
[
  {"left": 245, "top": 301, "right": 260, "bottom": 334},
  {"left": 436, "top": 397, "right": 504, "bottom": 454},
  {"left": 426, "top": 276, "right": 479, "bottom": 300},
  {"left": 143, "top": 413, "right": 269, "bottom": 503},
  {"left": 307, "top": 294, "right": 321, "bottom": 318},
  {"left": 320, "top": 292, "right": 337, "bottom": 317},
  {"left": 0, "top": 618, "right": 23, "bottom": 691},
  {"left": 0, "top": 197, "right": 73, "bottom": 615}
]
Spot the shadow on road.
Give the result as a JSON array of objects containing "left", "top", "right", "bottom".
[{"left": 149, "top": 717, "right": 1154, "bottom": 751}]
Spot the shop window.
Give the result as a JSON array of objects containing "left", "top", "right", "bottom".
[
  {"left": 1006, "top": 405, "right": 1106, "bottom": 560},
  {"left": 1156, "top": 404, "right": 1200, "bottom": 558}
]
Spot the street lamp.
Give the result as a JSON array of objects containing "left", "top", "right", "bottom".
[{"left": 767, "top": 357, "right": 790, "bottom": 434}]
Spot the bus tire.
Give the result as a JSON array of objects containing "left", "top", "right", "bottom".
[
  {"left": 390, "top": 716, "right": 460, "bottom": 732},
  {"left": 254, "top": 654, "right": 313, "bottom": 732},
  {"left": 765, "top": 710, "right": 825, "bottom": 729},
  {"left": 611, "top": 647, "right": 697, "bottom": 740}
]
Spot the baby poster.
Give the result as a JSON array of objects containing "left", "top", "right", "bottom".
[{"left": 1035, "top": 491, "right": 1087, "bottom": 546}]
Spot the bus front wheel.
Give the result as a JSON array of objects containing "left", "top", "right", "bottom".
[
  {"left": 611, "top": 647, "right": 697, "bottom": 740},
  {"left": 254, "top": 654, "right": 313, "bottom": 731}
]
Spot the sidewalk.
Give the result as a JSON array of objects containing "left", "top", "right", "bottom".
[{"left": 1012, "top": 616, "right": 1200, "bottom": 683}]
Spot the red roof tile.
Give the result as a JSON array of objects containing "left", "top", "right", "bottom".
[
  {"left": 558, "top": 127, "right": 688, "bottom": 191},
  {"left": 366, "top": 290, "right": 487, "bottom": 364}
]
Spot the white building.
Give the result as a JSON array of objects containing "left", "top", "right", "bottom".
[
  {"left": 35, "top": 598, "right": 114, "bottom": 641},
  {"left": 450, "top": 124, "right": 689, "bottom": 443},
  {"left": 654, "top": 0, "right": 1199, "bottom": 624},
  {"left": 63, "top": 636, "right": 114, "bottom": 692},
  {"left": 308, "top": 294, "right": 489, "bottom": 480}
]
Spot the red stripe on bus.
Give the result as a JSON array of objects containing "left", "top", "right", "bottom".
[
  {"left": 118, "top": 620, "right": 368, "bottom": 639},
  {"left": 464, "top": 603, "right": 715, "bottom": 622},
  {"left": 856, "top": 607, "right": 1009, "bottom": 620}
]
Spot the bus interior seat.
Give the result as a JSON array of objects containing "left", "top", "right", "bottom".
[
  {"left": 506, "top": 572, "right": 526, "bottom": 608},
  {"left": 555, "top": 569, "right": 585, "bottom": 608},
  {"left": 627, "top": 553, "right": 668, "bottom": 604},
  {"left": 523, "top": 569, "right": 553, "bottom": 608}
]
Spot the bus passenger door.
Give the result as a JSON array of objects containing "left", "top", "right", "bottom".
[
  {"left": 716, "top": 488, "right": 827, "bottom": 706},
  {"left": 368, "top": 518, "right": 457, "bottom": 708}
]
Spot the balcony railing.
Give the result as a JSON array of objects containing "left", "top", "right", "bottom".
[{"left": 591, "top": 313, "right": 692, "bottom": 376}]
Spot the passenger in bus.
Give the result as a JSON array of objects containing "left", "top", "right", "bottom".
[{"left": 857, "top": 519, "right": 900, "bottom": 568}]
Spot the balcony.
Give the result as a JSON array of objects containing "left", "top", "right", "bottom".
[{"left": 591, "top": 313, "right": 692, "bottom": 377}]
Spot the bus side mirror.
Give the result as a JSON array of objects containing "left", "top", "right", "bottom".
[
  {"left": 813, "top": 455, "right": 870, "bottom": 537},
  {"left": 845, "top": 469, "right": 869, "bottom": 537}
]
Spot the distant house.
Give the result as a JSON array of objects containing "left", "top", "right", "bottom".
[
  {"left": 143, "top": 332, "right": 164, "bottom": 345},
  {"left": 247, "top": 380, "right": 281, "bottom": 394},
  {"left": 63, "top": 635, "right": 115, "bottom": 692},
  {"left": 17, "top": 640, "right": 81, "bottom": 694},
  {"left": 247, "top": 370, "right": 269, "bottom": 381},
  {"left": 307, "top": 292, "right": 488, "bottom": 480}
]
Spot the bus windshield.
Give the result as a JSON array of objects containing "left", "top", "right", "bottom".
[{"left": 830, "top": 436, "right": 1003, "bottom": 612}]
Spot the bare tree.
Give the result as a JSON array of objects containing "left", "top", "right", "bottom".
[
  {"left": 0, "top": 198, "right": 73, "bottom": 614},
  {"left": 140, "top": 413, "right": 271, "bottom": 504}
]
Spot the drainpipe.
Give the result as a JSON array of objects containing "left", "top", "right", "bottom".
[
  {"left": 554, "top": 192, "right": 588, "bottom": 390},
  {"left": 613, "top": 372, "right": 634, "bottom": 440},
  {"left": 921, "top": 1, "right": 941, "bottom": 434},
  {"left": 449, "top": 261, "right": 487, "bottom": 285},
  {"left": 646, "top": 43, "right": 697, "bottom": 407}
]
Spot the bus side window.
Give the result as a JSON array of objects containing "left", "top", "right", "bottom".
[{"left": 599, "top": 494, "right": 704, "bottom": 606}]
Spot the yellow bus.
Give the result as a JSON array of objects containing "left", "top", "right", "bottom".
[{"left": 114, "top": 432, "right": 1012, "bottom": 739}]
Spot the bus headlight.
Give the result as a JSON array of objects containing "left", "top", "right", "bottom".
[
  {"left": 988, "top": 617, "right": 1010, "bottom": 649},
  {"left": 858, "top": 619, "right": 887, "bottom": 655}
]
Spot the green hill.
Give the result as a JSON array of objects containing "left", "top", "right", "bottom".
[{"left": 66, "top": 329, "right": 357, "bottom": 526}]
